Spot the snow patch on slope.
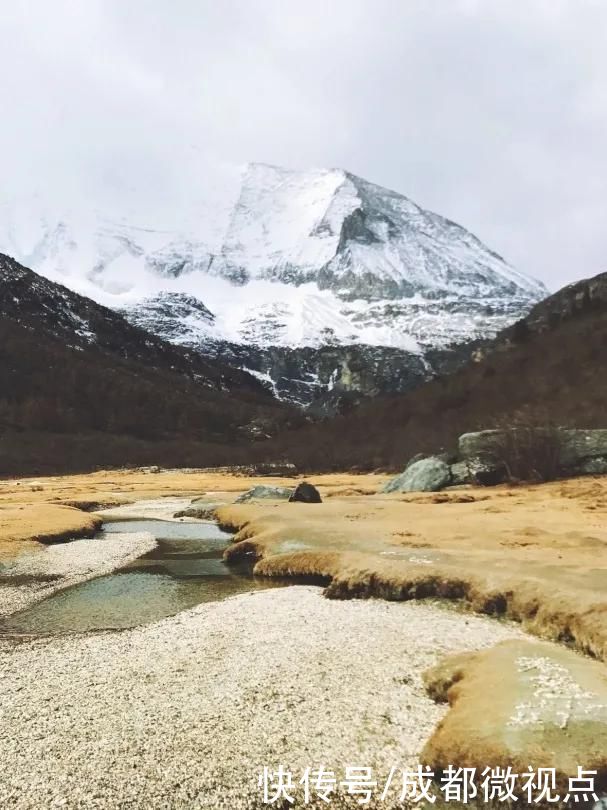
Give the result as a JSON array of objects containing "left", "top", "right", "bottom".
[{"left": 0, "top": 163, "right": 547, "bottom": 353}]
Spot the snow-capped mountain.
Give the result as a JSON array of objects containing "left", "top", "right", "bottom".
[
  {"left": 0, "top": 163, "right": 547, "bottom": 408},
  {"left": 0, "top": 252, "right": 270, "bottom": 398}
]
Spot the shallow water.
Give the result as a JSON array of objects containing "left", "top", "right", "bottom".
[{"left": 0, "top": 519, "right": 292, "bottom": 634}]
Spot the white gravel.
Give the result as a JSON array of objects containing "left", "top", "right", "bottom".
[
  {"left": 0, "top": 586, "right": 528, "bottom": 809},
  {"left": 0, "top": 532, "right": 156, "bottom": 618},
  {"left": 95, "top": 498, "right": 197, "bottom": 522}
]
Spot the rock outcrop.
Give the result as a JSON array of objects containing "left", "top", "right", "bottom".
[
  {"left": 382, "top": 457, "right": 451, "bottom": 493},
  {"left": 235, "top": 486, "right": 293, "bottom": 503},
  {"left": 289, "top": 482, "right": 322, "bottom": 503},
  {"left": 386, "top": 428, "right": 607, "bottom": 493},
  {"left": 459, "top": 428, "right": 607, "bottom": 476}
]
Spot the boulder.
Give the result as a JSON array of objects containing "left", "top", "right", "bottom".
[
  {"left": 559, "top": 429, "right": 607, "bottom": 467},
  {"left": 173, "top": 505, "right": 221, "bottom": 520},
  {"left": 405, "top": 452, "right": 427, "bottom": 470},
  {"left": 458, "top": 430, "right": 501, "bottom": 461},
  {"left": 382, "top": 457, "right": 451, "bottom": 493},
  {"left": 573, "top": 456, "right": 607, "bottom": 476},
  {"left": 459, "top": 428, "right": 607, "bottom": 471},
  {"left": 450, "top": 458, "right": 508, "bottom": 487},
  {"left": 449, "top": 460, "right": 470, "bottom": 486},
  {"left": 235, "top": 485, "right": 294, "bottom": 504},
  {"left": 470, "top": 461, "right": 508, "bottom": 486},
  {"left": 289, "top": 482, "right": 322, "bottom": 503}
]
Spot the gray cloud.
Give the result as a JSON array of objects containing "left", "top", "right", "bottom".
[{"left": 1, "top": 0, "right": 606, "bottom": 289}]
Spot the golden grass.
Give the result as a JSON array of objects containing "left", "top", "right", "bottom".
[
  {"left": 2, "top": 468, "right": 606, "bottom": 782},
  {"left": 214, "top": 477, "right": 607, "bottom": 785},
  {"left": 215, "top": 478, "right": 607, "bottom": 660},
  {"left": 0, "top": 469, "right": 387, "bottom": 553},
  {"left": 0, "top": 504, "right": 102, "bottom": 557},
  {"left": 421, "top": 640, "right": 607, "bottom": 794}
]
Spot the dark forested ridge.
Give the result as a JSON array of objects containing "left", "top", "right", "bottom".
[
  {"left": 0, "top": 255, "right": 300, "bottom": 475},
  {"left": 2, "top": 253, "right": 606, "bottom": 477},
  {"left": 0, "top": 253, "right": 275, "bottom": 395},
  {"left": 258, "top": 271, "right": 607, "bottom": 470}
]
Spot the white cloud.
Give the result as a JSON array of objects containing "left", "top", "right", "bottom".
[{"left": 1, "top": 0, "right": 606, "bottom": 289}]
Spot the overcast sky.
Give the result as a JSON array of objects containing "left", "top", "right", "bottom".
[{"left": 1, "top": 0, "right": 606, "bottom": 290}]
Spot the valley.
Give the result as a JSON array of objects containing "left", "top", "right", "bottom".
[{"left": 2, "top": 3, "right": 605, "bottom": 807}]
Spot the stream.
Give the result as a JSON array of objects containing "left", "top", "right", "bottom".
[{"left": 0, "top": 517, "right": 292, "bottom": 634}]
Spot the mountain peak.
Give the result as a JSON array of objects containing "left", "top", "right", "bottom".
[{"left": 0, "top": 163, "right": 546, "bottom": 355}]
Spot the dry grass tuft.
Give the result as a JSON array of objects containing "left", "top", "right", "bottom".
[
  {"left": 214, "top": 478, "right": 607, "bottom": 664},
  {"left": 0, "top": 504, "right": 101, "bottom": 553},
  {"left": 421, "top": 640, "right": 607, "bottom": 796}
]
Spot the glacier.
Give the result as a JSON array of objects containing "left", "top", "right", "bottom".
[{"left": 0, "top": 162, "right": 548, "bottom": 407}]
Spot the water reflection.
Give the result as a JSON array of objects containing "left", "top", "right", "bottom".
[{"left": 0, "top": 519, "right": 293, "bottom": 634}]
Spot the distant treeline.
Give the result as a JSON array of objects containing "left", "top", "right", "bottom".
[{"left": 2, "top": 274, "right": 607, "bottom": 476}]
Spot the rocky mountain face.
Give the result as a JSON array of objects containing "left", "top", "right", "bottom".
[
  {"left": 0, "top": 164, "right": 547, "bottom": 409},
  {"left": 123, "top": 292, "right": 432, "bottom": 413},
  {"left": 260, "top": 269, "right": 607, "bottom": 471},
  {"left": 0, "top": 254, "right": 298, "bottom": 475},
  {"left": 499, "top": 269, "right": 607, "bottom": 340},
  {"left": 0, "top": 254, "right": 276, "bottom": 398}
]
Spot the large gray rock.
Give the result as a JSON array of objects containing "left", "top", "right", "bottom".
[
  {"left": 382, "top": 457, "right": 451, "bottom": 493},
  {"left": 560, "top": 430, "right": 607, "bottom": 466},
  {"left": 235, "top": 485, "right": 293, "bottom": 504},
  {"left": 405, "top": 452, "right": 427, "bottom": 470},
  {"left": 459, "top": 428, "right": 607, "bottom": 471},
  {"left": 449, "top": 460, "right": 471, "bottom": 486},
  {"left": 573, "top": 457, "right": 607, "bottom": 476},
  {"left": 458, "top": 430, "right": 501, "bottom": 461}
]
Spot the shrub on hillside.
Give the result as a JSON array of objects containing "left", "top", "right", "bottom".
[{"left": 484, "top": 410, "right": 563, "bottom": 483}]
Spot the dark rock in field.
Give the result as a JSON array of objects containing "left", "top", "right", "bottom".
[
  {"left": 453, "top": 453, "right": 508, "bottom": 487},
  {"left": 235, "top": 485, "right": 293, "bottom": 504},
  {"left": 289, "top": 482, "right": 322, "bottom": 503},
  {"left": 382, "top": 457, "right": 451, "bottom": 493},
  {"left": 470, "top": 462, "right": 508, "bottom": 486},
  {"left": 449, "top": 458, "right": 508, "bottom": 487}
]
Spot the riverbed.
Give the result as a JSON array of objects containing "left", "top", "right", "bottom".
[
  {"left": 0, "top": 517, "right": 291, "bottom": 634},
  {"left": 1, "top": 475, "right": 604, "bottom": 807},
  {"left": 0, "top": 585, "right": 528, "bottom": 809}
]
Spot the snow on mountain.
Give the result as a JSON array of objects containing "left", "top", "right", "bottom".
[{"left": 0, "top": 163, "right": 548, "bottom": 407}]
